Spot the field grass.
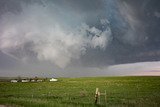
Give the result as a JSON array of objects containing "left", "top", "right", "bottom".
[{"left": 0, "top": 76, "right": 160, "bottom": 107}]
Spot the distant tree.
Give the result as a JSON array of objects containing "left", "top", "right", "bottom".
[
  {"left": 34, "top": 76, "right": 38, "bottom": 82},
  {"left": 44, "top": 77, "right": 48, "bottom": 82},
  {"left": 29, "top": 78, "right": 32, "bottom": 82},
  {"left": 17, "top": 76, "right": 21, "bottom": 82}
]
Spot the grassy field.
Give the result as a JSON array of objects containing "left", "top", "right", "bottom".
[{"left": 0, "top": 76, "right": 160, "bottom": 107}]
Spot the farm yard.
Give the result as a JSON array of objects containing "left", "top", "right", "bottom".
[{"left": 0, "top": 76, "right": 160, "bottom": 107}]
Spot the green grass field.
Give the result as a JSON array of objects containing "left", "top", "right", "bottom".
[{"left": 0, "top": 76, "right": 160, "bottom": 107}]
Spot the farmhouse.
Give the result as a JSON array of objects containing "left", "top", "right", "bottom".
[
  {"left": 37, "top": 79, "right": 43, "bottom": 82},
  {"left": 22, "top": 79, "right": 29, "bottom": 82},
  {"left": 50, "top": 78, "right": 58, "bottom": 82},
  {"left": 31, "top": 79, "right": 35, "bottom": 82},
  {"left": 11, "top": 80, "right": 18, "bottom": 83}
]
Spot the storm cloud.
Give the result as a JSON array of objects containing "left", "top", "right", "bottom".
[
  {"left": 0, "top": 0, "right": 160, "bottom": 77},
  {"left": 0, "top": 1, "right": 112, "bottom": 68}
]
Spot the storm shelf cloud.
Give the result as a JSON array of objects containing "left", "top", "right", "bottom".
[{"left": 0, "top": 0, "right": 160, "bottom": 77}]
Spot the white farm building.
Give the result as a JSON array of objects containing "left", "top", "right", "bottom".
[
  {"left": 49, "top": 78, "right": 58, "bottom": 82},
  {"left": 11, "top": 80, "right": 18, "bottom": 83}
]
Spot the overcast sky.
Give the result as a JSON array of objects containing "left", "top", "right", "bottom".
[{"left": 0, "top": 0, "right": 160, "bottom": 77}]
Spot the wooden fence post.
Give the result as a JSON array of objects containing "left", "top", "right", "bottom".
[
  {"left": 95, "top": 88, "right": 99, "bottom": 104},
  {"left": 105, "top": 90, "right": 107, "bottom": 104},
  {"left": 95, "top": 88, "right": 107, "bottom": 105}
]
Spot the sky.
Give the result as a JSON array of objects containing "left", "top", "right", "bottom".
[{"left": 0, "top": 0, "right": 160, "bottom": 77}]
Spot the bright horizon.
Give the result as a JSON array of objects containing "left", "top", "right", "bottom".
[{"left": 0, "top": 61, "right": 160, "bottom": 77}]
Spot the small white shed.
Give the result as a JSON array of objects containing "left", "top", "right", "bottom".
[
  {"left": 37, "top": 80, "right": 43, "bottom": 82},
  {"left": 31, "top": 79, "right": 35, "bottom": 82},
  {"left": 49, "top": 78, "right": 58, "bottom": 82},
  {"left": 11, "top": 80, "right": 18, "bottom": 83},
  {"left": 22, "top": 79, "right": 29, "bottom": 82}
]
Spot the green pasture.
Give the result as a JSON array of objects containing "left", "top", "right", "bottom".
[{"left": 0, "top": 76, "right": 160, "bottom": 107}]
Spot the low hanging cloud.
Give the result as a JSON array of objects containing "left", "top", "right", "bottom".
[{"left": 0, "top": 3, "right": 112, "bottom": 68}]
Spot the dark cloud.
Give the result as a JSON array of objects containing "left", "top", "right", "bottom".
[{"left": 0, "top": 0, "right": 160, "bottom": 77}]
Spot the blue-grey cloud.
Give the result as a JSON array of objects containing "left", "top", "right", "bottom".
[{"left": 0, "top": 1, "right": 112, "bottom": 68}]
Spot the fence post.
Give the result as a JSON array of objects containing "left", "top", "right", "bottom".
[
  {"left": 95, "top": 88, "right": 99, "bottom": 104},
  {"left": 95, "top": 88, "right": 107, "bottom": 105},
  {"left": 105, "top": 90, "right": 107, "bottom": 104}
]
